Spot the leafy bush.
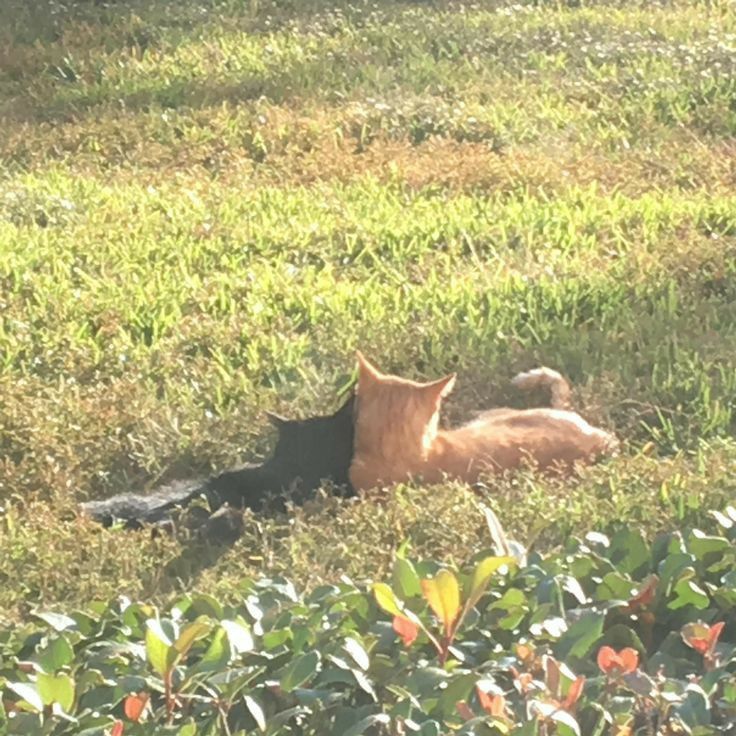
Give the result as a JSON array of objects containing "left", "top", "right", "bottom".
[{"left": 3, "top": 506, "right": 735, "bottom": 735}]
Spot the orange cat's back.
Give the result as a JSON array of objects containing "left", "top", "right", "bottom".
[
  {"left": 427, "top": 407, "right": 618, "bottom": 482},
  {"left": 348, "top": 354, "right": 619, "bottom": 491}
]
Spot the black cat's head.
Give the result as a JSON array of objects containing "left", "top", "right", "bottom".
[
  {"left": 264, "top": 391, "right": 355, "bottom": 494},
  {"left": 209, "top": 391, "right": 356, "bottom": 511}
]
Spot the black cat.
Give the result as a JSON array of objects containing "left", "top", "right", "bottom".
[{"left": 81, "top": 393, "right": 355, "bottom": 529}]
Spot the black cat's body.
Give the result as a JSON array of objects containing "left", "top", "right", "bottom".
[{"left": 82, "top": 394, "right": 355, "bottom": 528}]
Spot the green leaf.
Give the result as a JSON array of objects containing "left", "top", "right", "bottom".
[
  {"left": 555, "top": 611, "right": 604, "bottom": 659},
  {"left": 489, "top": 588, "right": 528, "bottom": 630},
  {"left": 721, "top": 570, "right": 736, "bottom": 590},
  {"left": 37, "top": 672, "right": 75, "bottom": 712},
  {"left": 622, "top": 670, "right": 656, "bottom": 697},
  {"left": 292, "top": 623, "right": 312, "bottom": 652},
  {"left": 343, "top": 637, "right": 370, "bottom": 671},
  {"left": 560, "top": 575, "right": 587, "bottom": 605},
  {"left": 532, "top": 701, "right": 580, "bottom": 736},
  {"left": 418, "top": 721, "right": 442, "bottom": 736},
  {"left": 713, "top": 586, "right": 736, "bottom": 609},
  {"left": 373, "top": 583, "right": 423, "bottom": 630},
  {"left": 68, "top": 610, "right": 98, "bottom": 637},
  {"left": 687, "top": 530, "right": 730, "bottom": 560},
  {"left": 596, "top": 572, "right": 634, "bottom": 601},
  {"left": 404, "top": 666, "right": 450, "bottom": 696},
  {"left": 393, "top": 556, "right": 421, "bottom": 599},
  {"left": 602, "top": 623, "right": 646, "bottom": 652},
  {"left": 121, "top": 602, "right": 156, "bottom": 633},
  {"left": 512, "top": 722, "right": 540, "bottom": 736},
  {"left": 33, "top": 612, "right": 77, "bottom": 632},
  {"left": 352, "top": 669, "right": 376, "bottom": 697},
  {"left": 244, "top": 694, "right": 266, "bottom": 731},
  {"left": 438, "top": 672, "right": 476, "bottom": 716},
  {"left": 174, "top": 620, "right": 211, "bottom": 658},
  {"left": 676, "top": 684, "right": 711, "bottom": 728},
  {"left": 281, "top": 651, "right": 320, "bottom": 692},
  {"left": 145, "top": 619, "right": 178, "bottom": 677},
  {"left": 37, "top": 635, "right": 74, "bottom": 673},
  {"left": 189, "top": 594, "right": 224, "bottom": 620},
  {"left": 342, "top": 713, "right": 390, "bottom": 736},
  {"left": 178, "top": 723, "right": 197, "bottom": 736},
  {"left": 373, "top": 583, "right": 405, "bottom": 618},
  {"left": 6, "top": 682, "right": 43, "bottom": 712},
  {"left": 221, "top": 620, "right": 254, "bottom": 655},
  {"left": 550, "top": 710, "right": 581, "bottom": 736},
  {"left": 421, "top": 570, "right": 461, "bottom": 636},
  {"left": 268, "top": 705, "right": 309, "bottom": 729},
  {"left": 197, "top": 627, "right": 229, "bottom": 671},
  {"left": 722, "top": 680, "right": 736, "bottom": 704},
  {"left": 608, "top": 529, "right": 650, "bottom": 576},
  {"left": 466, "top": 556, "right": 514, "bottom": 612},
  {"left": 490, "top": 588, "right": 526, "bottom": 612},
  {"left": 263, "top": 628, "right": 291, "bottom": 649},
  {"left": 670, "top": 578, "right": 710, "bottom": 610},
  {"left": 658, "top": 553, "right": 695, "bottom": 595}
]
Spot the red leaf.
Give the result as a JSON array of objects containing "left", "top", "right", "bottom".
[
  {"left": 490, "top": 695, "right": 506, "bottom": 717},
  {"left": 709, "top": 621, "right": 725, "bottom": 650},
  {"left": 562, "top": 676, "right": 585, "bottom": 710},
  {"left": 515, "top": 643, "right": 535, "bottom": 664},
  {"left": 618, "top": 648, "right": 639, "bottom": 674},
  {"left": 477, "top": 687, "right": 506, "bottom": 717},
  {"left": 625, "top": 575, "right": 658, "bottom": 612},
  {"left": 689, "top": 636, "right": 710, "bottom": 654},
  {"left": 684, "top": 621, "right": 726, "bottom": 657},
  {"left": 597, "top": 646, "right": 639, "bottom": 675},
  {"left": 110, "top": 721, "right": 124, "bottom": 736},
  {"left": 596, "top": 646, "right": 617, "bottom": 673},
  {"left": 682, "top": 622, "right": 713, "bottom": 654},
  {"left": 513, "top": 671, "right": 533, "bottom": 694},
  {"left": 543, "top": 655, "right": 561, "bottom": 695},
  {"left": 392, "top": 615, "right": 419, "bottom": 647},
  {"left": 456, "top": 700, "right": 474, "bottom": 721},
  {"left": 124, "top": 692, "right": 149, "bottom": 723}
]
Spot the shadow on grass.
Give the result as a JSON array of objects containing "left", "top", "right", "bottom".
[
  {"left": 161, "top": 538, "right": 238, "bottom": 592},
  {"left": 7, "top": 50, "right": 364, "bottom": 125},
  {"left": 2, "top": 0, "right": 479, "bottom": 124},
  {"left": 1, "top": 0, "right": 455, "bottom": 46}
]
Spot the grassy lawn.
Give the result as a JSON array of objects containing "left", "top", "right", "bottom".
[{"left": 1, "top": 0, "right": 735, "bottom": 623}]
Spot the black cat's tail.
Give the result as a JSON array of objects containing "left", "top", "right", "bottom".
[
  {"left": 81, "top": 462, "right": 277, "bottom": 529},
  {"left": 80, "top": 479, "right": 212, "bottom": 528}
]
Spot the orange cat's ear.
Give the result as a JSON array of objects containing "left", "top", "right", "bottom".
[
  {"left": 422, "top": 373, "right": 456, "bottom": 402},
  {"left": 356, "top": 351, "right": 383, "bottom": 385}
]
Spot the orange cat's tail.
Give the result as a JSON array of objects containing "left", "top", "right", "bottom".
[{"left": 511, "top": 367, "right": 572, "bottom": 410}]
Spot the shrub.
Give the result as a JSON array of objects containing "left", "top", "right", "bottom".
[{"left": 2, "top": 506, "right": 735, "bottom": 734}]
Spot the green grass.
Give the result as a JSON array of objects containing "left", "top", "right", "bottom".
[{"left": 1, "top": 0, "right": 736, "bottom": 622}]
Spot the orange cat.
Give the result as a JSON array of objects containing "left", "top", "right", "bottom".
[{"left": 349, "top": 353, "right": 618, "bottom": 491}]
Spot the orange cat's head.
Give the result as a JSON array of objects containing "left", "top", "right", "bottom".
[{"left": 353, "top": 351, "right": 456, "bottom": 467}]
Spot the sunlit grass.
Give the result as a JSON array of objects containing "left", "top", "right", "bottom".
[{"left": 1, "top": 0, "right": 735, "bottom": 621}]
